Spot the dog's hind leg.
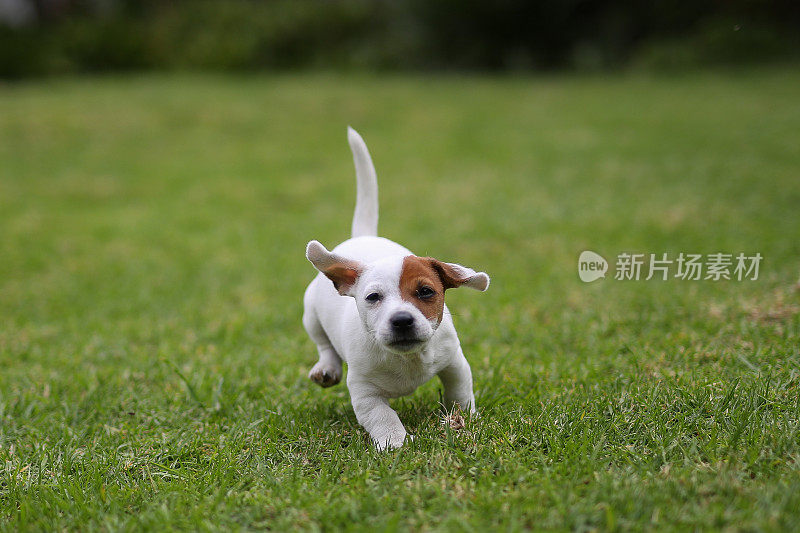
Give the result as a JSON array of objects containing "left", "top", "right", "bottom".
[{"left": 303, "top": 307, "right": 343, "bottom": 388}]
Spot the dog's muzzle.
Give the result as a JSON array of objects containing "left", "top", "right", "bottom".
[
  {"left": 390, "top": 311, "right": 415, "bottom": 332},
  {"left": 386, "top": 311, "right": 425, "bottom": 352}
]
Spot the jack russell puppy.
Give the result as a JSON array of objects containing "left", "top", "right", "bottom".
[{"left": 303, "top": 128, "right": 490, "bottom": 450}]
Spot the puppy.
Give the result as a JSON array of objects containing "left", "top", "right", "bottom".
[{"left": 303, "top": 128, "right": 489, "bottom": 450}]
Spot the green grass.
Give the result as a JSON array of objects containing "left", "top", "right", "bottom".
[{"left": 1, "top": 69, "right": 799, "bottom": 531}]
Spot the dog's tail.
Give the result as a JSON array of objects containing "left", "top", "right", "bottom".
[{"left": 348, "top": 126, "right": 379, "bottom": 238}]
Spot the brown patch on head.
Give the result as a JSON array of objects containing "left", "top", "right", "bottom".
[{"left": 399, "top": 256, "right": 446, "bottom": 324}]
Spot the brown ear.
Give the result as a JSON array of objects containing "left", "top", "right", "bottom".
[
  {"left": 306, "top": 240, "right": 363, "bottom": 296},
  {"left": 429, "top": 259, "right": 490, "bottom": 291}
]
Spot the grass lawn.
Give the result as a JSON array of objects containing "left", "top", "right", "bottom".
[{"left": 1, "top": 68, "right": 799, "bottom": 531}]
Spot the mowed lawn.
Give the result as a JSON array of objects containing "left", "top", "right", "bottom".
[{"left": 1, "top": 69, "right": 799, "bottom": 531}]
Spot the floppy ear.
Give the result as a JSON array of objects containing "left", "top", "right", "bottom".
[
  {"left": 429, "top": 259, "right": 490, "bottom": 291},
  {"left": 306, "top": 240, "right": 364, "bottom": 296}
]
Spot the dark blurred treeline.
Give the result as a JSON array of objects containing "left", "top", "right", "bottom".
[{"left": 1, "top": 0, "right": 798, "bottom": 78}]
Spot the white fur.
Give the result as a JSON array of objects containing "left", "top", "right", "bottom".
[
  {"left": 348, "top": 127, "right": 379, "bottom": 238},
  {"left": 303, "top": 129, "right": 488, "bottom": 451}
]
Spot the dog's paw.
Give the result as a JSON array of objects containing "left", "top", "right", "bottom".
[
  {"left": 374, "top": 432, "right": 412, "bottom": 452},
  {"left": 308, "top": 362, "right": 341, "bottom": 388}
]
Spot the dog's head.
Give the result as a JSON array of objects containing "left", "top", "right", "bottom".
[{"left": 306, "top": 240, "right": 489, "bottom": 354}]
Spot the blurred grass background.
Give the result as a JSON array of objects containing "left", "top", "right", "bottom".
[{"left": 0, "top": 70, "right": 799, "bottom": 529}]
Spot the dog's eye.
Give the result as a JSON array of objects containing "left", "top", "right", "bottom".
[
  {"left": 365, "top": 292, "right": 382, "bottom": 303},
  {"left": 417, "top": 286, "right": 435, "bottom": 299}
]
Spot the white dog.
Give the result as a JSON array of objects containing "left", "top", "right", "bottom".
[{"left": 303, "top": 128, "right": 490, "bottom": 450}]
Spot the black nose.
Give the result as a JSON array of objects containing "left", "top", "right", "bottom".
[{"left": 390, "top": 311, "right": 415, "bottom": 330}]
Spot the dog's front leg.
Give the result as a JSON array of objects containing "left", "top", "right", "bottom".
[
  {"left": 437, "top": 351, "right": 477, "bottom": 414},
  {"left": 349, "top": 383, "right": 408, "bottom": 451}
]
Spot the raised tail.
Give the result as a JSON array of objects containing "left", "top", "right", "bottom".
[{"left": 347, "top": 126, "right": 379, "bottom": 238}]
